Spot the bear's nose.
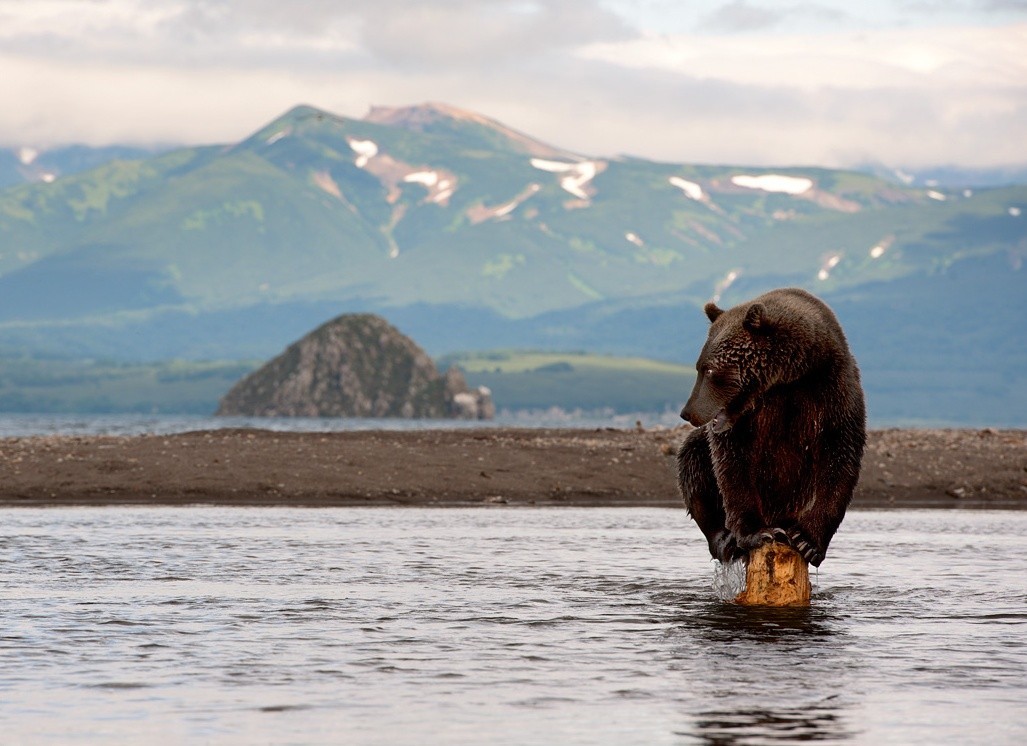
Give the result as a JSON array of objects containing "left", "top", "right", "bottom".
[{"left": 679, "top": 405, "right": 691, "bottom": 422}]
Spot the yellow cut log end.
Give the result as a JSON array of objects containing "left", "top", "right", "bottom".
[{"left": 735, "top": 542, "right": 811, "bottom": 607}]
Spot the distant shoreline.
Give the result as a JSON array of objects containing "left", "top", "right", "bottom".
[{"left": 1, "top": 427, "right": 1024, "bottom": 509}]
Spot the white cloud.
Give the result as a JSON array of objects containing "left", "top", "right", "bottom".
[
  {"left": 0, "top": 54, "right": 372, "bottom": 146},
  {"left": 0, "top": 1, "right": 1023, "bottom": 169},
  {"left": 0, "top": 0, "right": 625, "bottom": 68},
  {"left": 698, "top": 0, "right": 795, "bottom": 32},
  {"left": 576, "top": 24, "right": 1027, "bottom": 90},
  {"left": 569, "top": 24, "right": 1027, "bottom": 166}
]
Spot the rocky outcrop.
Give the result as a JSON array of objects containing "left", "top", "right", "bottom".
[
  {"left": 444, "top": 367, "right": 496, "bottom": 420},
  {"left": 215, "top": 314, "right": 493, "bottom": 419}
]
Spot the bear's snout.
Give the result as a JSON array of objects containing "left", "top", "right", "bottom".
[
  {"left": 681, "top": 382, "right": 719, "bottom": 426},
  {"left": 680, "top": 402, "right": 705, "bottom": 427}
]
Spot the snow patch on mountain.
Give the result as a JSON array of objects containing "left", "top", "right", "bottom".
[
  {"left": 347, "top": 139, "right": 456, "bottom": 206},
  {"left": 18, "top": 147, "right": 38, "bottom": 165},
  {"left": 265, "top": 128, "right": 290, "bottom": 146},
  {"left": 402, "top": 169, "right": 457, "bottom": 205},
  {"left": 349, "top": 139, "right": 379, "bottom": 169},
  {"left": 467, "top": 184, "right": 541, "bottom": 224},
  {"left": 530, "top": 159, "right": 575, "bottom": 173},
  {"left": 731, "top": 174, "right": 813, "bottom": 195},
  {"left": 495, "top": 184, "right": 540, "bottom": 217},
  {"left": 818, "top": 253, "right": 842, "bottom": 281},
  {"left": 531, "top": 158, "right": 603, "bottom": 200},
  {"left": 712, "top": 269, "right": 740, "bottom": 303},
  {"left": 669, "top": 176, "right": 704, "bottom": 201},
  {"left": 404, "top": 171, "right": 439, "bottom": 187},
  {"left": 869, "top": 235, "right": 895, "bottom": 259}
]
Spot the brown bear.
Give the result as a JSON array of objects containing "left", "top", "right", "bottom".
[{"left": 677, "top": 287, "right": 865, "bottom": 567}]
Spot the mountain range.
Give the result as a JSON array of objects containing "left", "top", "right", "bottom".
[
  {"left": 0, "top": 144, "right": 168, "bottom": 190},
  {"left": 0, "top": 102, "right": 1024, "bottom": 424}
]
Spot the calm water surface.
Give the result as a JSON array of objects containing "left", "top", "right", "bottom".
[
  {"left": 2, "top": 508, "right": 1025, "bottom": 745},
  {"left": 0, "top": 411, "right": 684, "bottom": 437}
]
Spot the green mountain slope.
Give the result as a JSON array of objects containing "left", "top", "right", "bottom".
[
  {"left": 5, "top": 101, "right": 1021, "bottom": 324},
  {"left": 0, "top": 102, "right": 1023, "bottom": 423}
]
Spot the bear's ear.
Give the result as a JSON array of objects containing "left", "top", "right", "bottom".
[
  {"left": 704, "top": 302, "right": 724, "bottom": 322},
  {"left": 743, "top": 303, "right": 771, "bottom": 333}
]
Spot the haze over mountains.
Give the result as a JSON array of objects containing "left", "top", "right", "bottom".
[
  {"left": 0, "top": 144, "right": 169, "bottom": 190},
  {"left": 0, "top": 103, "right": 1024, "bottom": 424}
]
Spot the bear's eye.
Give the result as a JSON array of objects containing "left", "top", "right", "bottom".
[{"left": 705, "top": 368, "right": 715, "bottom": 378}]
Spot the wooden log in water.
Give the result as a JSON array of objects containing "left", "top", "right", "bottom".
[{"left": 735, "top": 542, "right": 811, "bottom": 606}]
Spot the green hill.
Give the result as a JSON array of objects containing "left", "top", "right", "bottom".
[
  {"left": 441, "top": 351, "right": 695, "bottom": 413},
  {"left": 0, "top": 356, "right": 255, "bottom": 414}
]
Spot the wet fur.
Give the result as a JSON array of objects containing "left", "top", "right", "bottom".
[{"left": 677, "top": 288, "right": 866, "bottom": 567}]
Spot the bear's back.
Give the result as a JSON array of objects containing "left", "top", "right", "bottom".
[{"left": 750, "top": 288, "right": 858, "bottom": 375}]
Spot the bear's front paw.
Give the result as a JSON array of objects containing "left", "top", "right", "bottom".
[
  {"left": 785, "top": 527, "right": 825, "bottom": 567},
  {"left": 736, "top": 529, "right": 778, "bottom": 552},
  {"left": 710, "top": 529, "right": 743, "bottom": 563}
]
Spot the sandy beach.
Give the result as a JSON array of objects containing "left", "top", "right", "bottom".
[{"left": 1, "top": 426, "right": 1024, "bottom": 509}]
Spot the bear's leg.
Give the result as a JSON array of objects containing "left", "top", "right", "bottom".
[
  {"left": 789, "top": 484, "right": 853, "bottom": 567},
  {"left": 789, "top": 431, "right": 864, "bottom": 567},
  {"left": 707, "top": 441, "right": 777, "bottom": 557},
  {"left": 677, "top": 429, "right": 739, "bottom": 563}
]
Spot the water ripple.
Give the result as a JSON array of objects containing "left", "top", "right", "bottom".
[{"left": 1, "top": 507, "right": 1026, "bottom": 744}]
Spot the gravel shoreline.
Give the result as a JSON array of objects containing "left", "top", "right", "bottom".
[{"left": 1, "top": 427, "right": 1024, "bottom": 509}]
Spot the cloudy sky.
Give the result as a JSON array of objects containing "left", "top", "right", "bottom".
[{"left": 0, "top": 0, "right": 1024, "bottom": 169}]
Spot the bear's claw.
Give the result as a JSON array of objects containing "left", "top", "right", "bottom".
[
  {"left": 724, "top": 527, "right": 826, "bottom": 566},
  {"left": 737, "top": 530, "right": 778, "bottom": 551},
  {"left": 785, "top": 527, "right": 825, "bottom": 567}
]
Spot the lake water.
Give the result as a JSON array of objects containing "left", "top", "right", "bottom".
[
  {"left": 2, "top": 508, "right": 1025, "bottom": 745},
  {"left": 0, "top": 411, "right": 684, "bottom": 438}
]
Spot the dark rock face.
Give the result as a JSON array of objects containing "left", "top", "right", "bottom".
[{"left": 216, "top": 314, "right": 492, "bottom": 419}]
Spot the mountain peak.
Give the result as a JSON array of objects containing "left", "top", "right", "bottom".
[
  {"left": 266, "top": 103, "right": 342, "bottom": 129},
  {"left": 363, "top": 102, "right": 570, "bottom": 159}
]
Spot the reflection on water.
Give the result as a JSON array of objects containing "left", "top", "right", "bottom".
[
  {"left": 677, "top": 599, "right": 838, "bottom": 639},
  {"left": 666, "top": 601, "right": 856, "bottom": 745},
  {"left": 1, "top": 508, "right": 1025, "bottom": 744},
  {"left": 690, "top": 700, "right": 851, "bottom": 744}
]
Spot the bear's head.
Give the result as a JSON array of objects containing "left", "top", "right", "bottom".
[{"left": 681, "top": 296, "right": 805, "bottom": 433}]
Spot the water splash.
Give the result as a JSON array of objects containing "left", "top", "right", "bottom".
[
  {"left": 712, "top": 558, "right": 747, "bottom": 601},
  {"left": 712, "top": 556, "right": 820, "bottom": 601}
]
